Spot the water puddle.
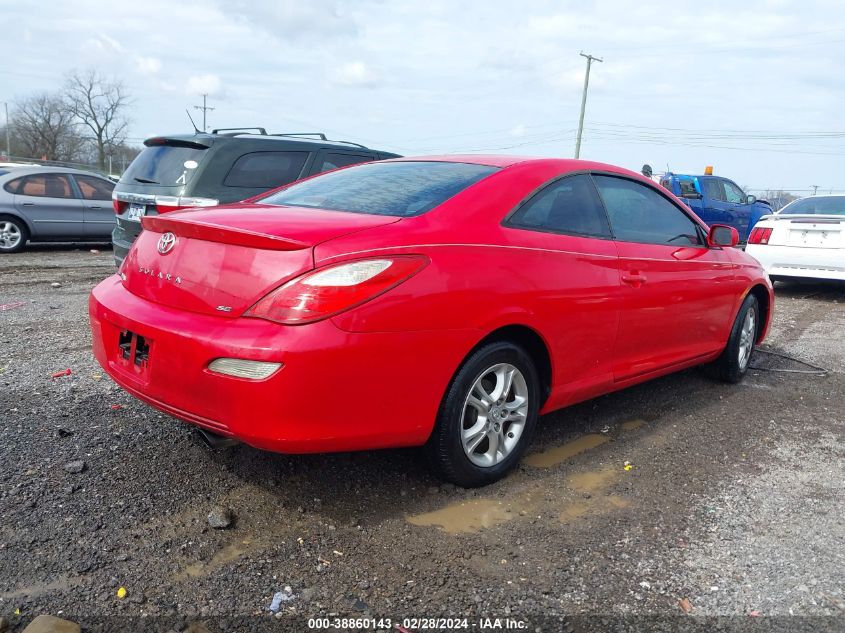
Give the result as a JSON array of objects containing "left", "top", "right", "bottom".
[
  {"left": 567, "top": 468, "right": 617, "bottom": 492},
  {"left": 0, "top": 575, "right": 82, "bottom": 600},
  {"left": 408, "top": 421, "right": 649, "bottom": 533},
  {"left": 407, "top": 497, "right": 538, "bottom": 534},
  {"left": 524, "top": 433, "right": 609, "bottom": 468},
  {"left": 175, "top": 537, "right": 257, "bottom": 581},
  {"left": 621, "top": 419, "right": 645, "bottom": 431}
]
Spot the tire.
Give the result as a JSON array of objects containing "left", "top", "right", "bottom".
[
  {"left": 708, "top": 294, "right": 759, "bottom": 383},
  {"left": 425, "top": 341, "right": 540, "bottom": 487},
  {"left": 0, "top": 216, "right": 29, "bottom": 254}
]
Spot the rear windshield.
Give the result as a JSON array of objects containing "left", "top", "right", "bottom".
[
  {"left": 781, "top": 197, "right": 845, "bottom": 216},
  {"left": 121, "top": 144, "right": 208, "bottom": 188},
  {"left": 260, "top": 161, "right": 499, "bottom": 217}
]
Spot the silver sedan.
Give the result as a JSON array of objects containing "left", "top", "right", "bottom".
[{"left": 0, "top": 166, "right": 115, "bottom": 253}]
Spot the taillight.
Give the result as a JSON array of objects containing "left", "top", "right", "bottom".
[
  {"left": 748, "top": 227, "right": 773, "bottom": 244},
  {"left": 112, "top": 191, "right": 127, "bottom": 214},
  {"left": 245, "top": 256, "right": 429, "bottom": 325}
]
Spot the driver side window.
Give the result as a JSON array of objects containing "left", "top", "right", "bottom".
[{"left": 593, "top": 175, "right": 703, "bottom": 246}]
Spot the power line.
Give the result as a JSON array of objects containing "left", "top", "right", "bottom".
[{"left": 193, "top": 94, "right": 215, "bottom": 132}]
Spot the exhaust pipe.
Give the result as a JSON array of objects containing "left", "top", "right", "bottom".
[{"left": 195, "top": 428, "right": 240, "bottom": 450}]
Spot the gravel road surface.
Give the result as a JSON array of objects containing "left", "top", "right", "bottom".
[{"left": 0, "top": 247, "right": 842, "bottom": 632}]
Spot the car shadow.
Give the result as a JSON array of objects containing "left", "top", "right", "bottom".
[
  {"left": 773, "top": 278, "right": 845, "bottom": 302},
  {"left": 24, "top": 242, "right": 112, "bottom": 252},
  {"left": 213, "top": 366, "right": 723, "bottom": 524}
]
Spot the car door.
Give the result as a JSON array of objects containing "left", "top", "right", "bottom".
[
  {"left": 699, "top": 177, "right": 732, "bottom": 226},
  {"left": 13, "top": 173, "right": 84, "bottom": 238},
  {"left": 592, "top": 174, "right": 737, "bottom": 382},
  {"left": 72, "top": 174, "right": 116, "bottom": 238},
  {"left": 309, "top": 150, "right": 377, "bottom": 176},
  {"left": 503, "top": 173, "right": 620, "bottom": 406},
  {"left": 722, "top": 179, "right": 752, "bottom": 240}
]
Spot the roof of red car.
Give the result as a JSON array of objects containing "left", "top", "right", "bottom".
[{"left": 390, "top": 154, "right": 644, "bottom": 179}]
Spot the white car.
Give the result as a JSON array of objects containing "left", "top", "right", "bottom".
[{"left": 745, "top": 195, "right": 844, "bottom": 282}]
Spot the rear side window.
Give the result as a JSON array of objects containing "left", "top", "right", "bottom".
[
  {"left": 121, "top": 144, "right": 208, "bottom": 187},
  {"left": 16, "top": 174, "right": 75, "bottom": 199},
  {"left": 781, "top": 197, "right": 845, "bottom": 215},
  {"left": 593, "top": 175, "right": 703, "bottom": 246},
  {"left": 507, "top": 174, "right": 610, "bottom": 238},
  {"left": 317, "top": 153, "right": 374, "bottom": 174},
  {"left": 261, "top": 161, "right": 498, "bottom": 217},
  {"left": 223, "top": 151, "right": 309, "bottom": 188},
  {"left": 75, "top": 175, "right": 114, "bottom": 200}
]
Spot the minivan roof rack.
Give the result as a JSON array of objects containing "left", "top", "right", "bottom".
[
  {"left": 273, "top": 132, "right": 328, "bottom": 140},
  {"left": 209, "top": 128, "right": 369, "bottom": 149},
  {"left": 211, "top": 127, "right": 268, "bottom": 135}
]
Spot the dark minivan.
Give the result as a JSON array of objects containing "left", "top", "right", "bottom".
[{"left": 111, "top": 128, "right": 401, "bottom": 265}]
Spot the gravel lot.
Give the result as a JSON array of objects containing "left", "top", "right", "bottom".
[{"left": 0, "top": 247, "right": 843, "bottom": 632}]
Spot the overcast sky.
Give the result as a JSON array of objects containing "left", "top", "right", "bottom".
[{"left": 2, "top": 0, "right": 844, "bottom": 194}]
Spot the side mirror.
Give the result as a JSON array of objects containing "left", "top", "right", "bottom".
[
  {"left": 745, "top": 194, "right": 757, "bottom": 205},
  {"left": 707, "top": 224, "right": 739, "bottom": 248}
]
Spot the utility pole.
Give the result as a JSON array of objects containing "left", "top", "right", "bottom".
[
  {"left": 3, "top": 102, "right": 10, "bottom": 159},
  {"left": 574, "top": 52, "right": 602, "bottom": 159},
  {"left": 811, "top": 185, "right": 819, "bottom": 196},
  {"left": 193, "top": 94, "right": 214, "bottom": 132}
]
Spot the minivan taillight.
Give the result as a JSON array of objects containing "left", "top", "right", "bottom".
[
  {"left": 112, "top": 191, "right": 127, "bottom": 214},
  {"left": 748, "top": 227, "right": 773, "bottom": 245},
  {"left": 245, "top": 256, "right": 429, "bottom": 325}
]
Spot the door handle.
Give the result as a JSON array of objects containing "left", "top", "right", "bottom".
[
  {"left": 621, "top": 273, "right": 647, "bottom": 286},
  {"left": 22, "top": 202, "right": 35, "bottom": 206},
  {"left": 90, "top": 206, "right": 102, "bottom": 210}
]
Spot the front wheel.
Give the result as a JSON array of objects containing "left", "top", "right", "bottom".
[
  {"left": 424, "top": 341, "right": 540, "bottom": 487},
  {"left": 708, "top": 294, "right": 759, "bottom": 383}
]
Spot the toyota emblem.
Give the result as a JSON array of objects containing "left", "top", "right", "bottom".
[{"left": 157, "top": 232, "right": 176, "bottom": 255}]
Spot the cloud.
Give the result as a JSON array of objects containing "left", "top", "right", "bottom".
[
  {"left": 135, "top": 56, "right": 162, "bottom": 75},
  {"left": 219, "top": 0, "right": 357, "bottom": 40},
  {"left": 332, "top": 62, "right": 380, "bottom": 88},
  {"left": 186, "top": 74, "right": 222, "bottom": 96},
  {"left": 84, "top": 34, "right": 124, "bottom": 54}
]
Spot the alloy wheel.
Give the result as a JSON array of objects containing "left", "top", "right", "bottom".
[
  {"left": 0, "top": 221, "right": 22, "bottom": 251},
  {"left": 461, "top": 363, "right": 529, "bottom": 467},
  {"left": 738, "top": 309, "right": 756, "bottom": 370}
]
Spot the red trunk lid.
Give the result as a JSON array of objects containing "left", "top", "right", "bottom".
[{"left": 122, "top": 204, "right": 399, "bottom": 316}]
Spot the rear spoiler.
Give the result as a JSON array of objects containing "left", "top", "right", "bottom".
[
  {"left": 769, "top": 213, "right": 843, "bottom": 223},
  {"left": 143, "top": 137, "right": 211, "bottom": 150},
  {"left": 142, "top": 215, "right": 310, "bottom": 251}
]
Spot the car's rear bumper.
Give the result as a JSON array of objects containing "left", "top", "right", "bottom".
[
  {"left": 89, "top": 275, "right": 477, "bottom": 453},
  {"left": 112, "top": 217, "right": 142, "bottom": 267},
  {"left": 746, "top": 244, "right": 845, "bottom": 281}
]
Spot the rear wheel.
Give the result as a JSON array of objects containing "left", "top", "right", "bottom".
[
  {"left": 0, "top": 216, "right": 28, "bottom": 253},
  {"left": 708, "top": 294, "right": 759, "bottom": 383},
  {"left": 425, "top": 341, "right": 540, "bottom": 487}
]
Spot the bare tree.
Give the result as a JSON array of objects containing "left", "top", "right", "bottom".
[
  {"left": 64, "top": 69, "right": 130, "bottom": 171},
  {"left": 11, "top": 92, "right": 86, "bottom": 161}
]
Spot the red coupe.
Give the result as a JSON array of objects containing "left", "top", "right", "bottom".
[{"left": 89, "top": 156, "right": 773, "bottom": 486}]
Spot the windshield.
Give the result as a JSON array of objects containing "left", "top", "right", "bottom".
[
  {"left": 260, "top": 161, "right": 499, "bottom": 217},
  {"left": 780, "top": 196, "right": 845, "bottom": 216},
  {"left": 121, "top": 144, "right": 208, "bottom": 188}
]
